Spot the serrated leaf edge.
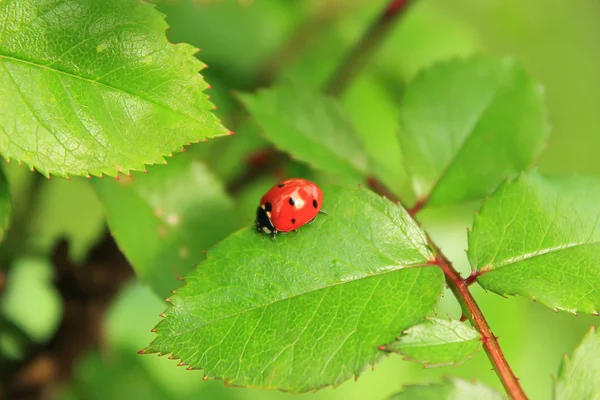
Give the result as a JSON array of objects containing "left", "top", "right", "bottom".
[
  {"left": 468, "top": 170, "right": 600, "bottom": 316},
  {"left": 1, "top": 1, "right": 229, "bottom": 179}
]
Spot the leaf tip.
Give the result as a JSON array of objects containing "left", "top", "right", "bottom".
[{"left": 138, "top": 349, "right": 146, "bottom": 355}]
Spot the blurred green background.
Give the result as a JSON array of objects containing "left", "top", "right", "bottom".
[{"left": 2, "top": 0, "right": 599, "bottom": 399}]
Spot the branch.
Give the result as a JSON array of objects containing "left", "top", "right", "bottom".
[
  {"left": 324, "top": 0, "right": 414, "bottom": 97},
  {"left": 367, "top": 178, "right": 527, "bottom": 400},
  {"left": 430, "top": 251, "right": 527, "bottom": 400}
]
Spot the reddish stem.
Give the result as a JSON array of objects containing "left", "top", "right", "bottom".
[
  {"left": 369, "top": 178, "right": 527, "bottom": 400},
  {"left": 430, "top": 253, "right": 527, "bottom": 400},
  {"left": 464, "top": 270, "right": 480, "bottom": 286},
  {"left": 408, "top": 196, "right": 428, "bottom": 216}
]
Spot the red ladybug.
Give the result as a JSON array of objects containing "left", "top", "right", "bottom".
[{"left": 255, "top": 178, "right": 326, "bottom": 238}]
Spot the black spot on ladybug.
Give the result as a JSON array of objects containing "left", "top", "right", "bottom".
[
  {"left": 289, "top": 197, "right": 295, "bottom": 206},
  {"left": 313, "top": 200, "right": 318, "bottom": 208},
  {"left": 264, "top": 202, "right": 272, "bottom": 212},
  {"left": 291, "top": 218, "right": 296, "bottom": 224},
  {"left": 277, "top": 183, "right": 284, "bottom": 188}
]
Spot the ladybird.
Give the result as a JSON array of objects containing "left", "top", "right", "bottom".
[{"left": 255, "top": 178, "right": 326, "bottom": 238}]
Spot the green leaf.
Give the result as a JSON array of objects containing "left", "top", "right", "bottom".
[
  {"left": 554, "top": 326, "right": 600, "bottom": 400},
  {"left": 26, "top": 177, "right": 105, "bottom": 262},
  {"left": 398, "top": 55, "right": 548, "bottom": 208},
  {"left": 93, "top": 154, "right": 239, "bottom": 297},
  {"left": 0, "top": 0, "right": 226, "bottom": 178},
  {"left": 341, "top": 73, "right": 412, "bottom": 201},
  {"left": 390, "top": 377, "right": 505, "bottom": 400},
  {"left": 1, "top": 257, "right": 62, "bottom": 342},
  {"left": 468, "top": 171, "right": 600, "bottom": 315},
  {"left": 0, "top": 165, "right": 10, "bottom": 242},
  {"left": 159, "top": 0, "right": 301, "bottom": 84},
  {"left": 382, "top": 317, "right": 481, "bottom": 367},
  {"left": 238, "top": 86, "right": 368, "bottom": 181},
  {"left": 193, "top": 120, "right": 267, "bottom": 183},
  {"left": 145, "top": 185, "right": 444, "bottom": 392}
]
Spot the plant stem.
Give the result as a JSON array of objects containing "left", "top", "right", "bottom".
[
  {"left": 324, "top": 0, "right": 414, "bottom": 97},
  {"left": 325, "top": 0, "right": 526, "bottom": 395},
  {"left": 430, "top": 251, "right": 527, "bottom": 400},
  {"left": 368, "top": 178, "right": 527, "bottom": 400}
]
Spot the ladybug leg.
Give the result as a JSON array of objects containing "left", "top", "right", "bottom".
[
  {"left": 293, "top": 229, "right": 299, "bottom": 233},
  {"left": 270, "top": 230, "right": 277, "bottom": 240},
  {"left": 307, "top": 216, "right": 316, "bottom": 224},
  {"left": 318, "top": 209, "right": 328, "bottom": 215}
]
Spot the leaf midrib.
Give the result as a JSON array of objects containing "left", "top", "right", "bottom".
[
  {"left": 423, "top": 82, "right": 506, "bottom": 202},
  {"left": 0, "top": 52, "right": 208, "bottom": 125},
  {"left": 395, "top": 337, "right": 479, "bottom": 348},
  {"left": 168, "top": 263, "right": 435, "bottom": 338},
  {"left": 480, "top": 238, "right": 600, "bottom": 273}
]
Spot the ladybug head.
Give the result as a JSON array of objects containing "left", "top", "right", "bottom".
[{"left": 255, "top": 204, "right": 276, "bottom": 235}]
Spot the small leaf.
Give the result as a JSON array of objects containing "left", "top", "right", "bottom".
[
  {"left": 390, "top": 377, "right": 505, "bottom": 400},
  {"left": 398, "top": 55, "right": 548, "bottom": 207},
  {"left": 468, "top": 171, "right": 600, "bottom": 315},
  {"left": 145, "top": 185, "right": 444, "bottom": 392},
  {"left": 0, "top": 165, "right": 11, "bottom": 242},
  {"left": 0, "top": 0, "right": 226, "bottom": 178},
  {"left": 554, "top": 326, "right": 600, "bottom": 400},
  {"left": 238, "top": 86, "right": 368, "bottom": 181},
  {"left": 382, "top": 317, "right": 481, "bottom": 367},
  {"left": 1, "top": 257, "right": 62, "bottom": 342},
  {"left": 26, "top": 177, "right": 105, "bottom": 262},
  {"left": 94, "top": 155, "right": 239, "bottom": 297}
]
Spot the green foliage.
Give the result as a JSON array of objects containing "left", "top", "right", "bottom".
[
  {"left": 94, "top": 154, "right": 239, "bottom": 297},
  {"left": 145, "top": 185, "right": 444, "bottom": 392},
  {"left": 239, "top": 86, "right": 368, "bottom": 181},
  {"left": 26, "top": 178, "right": 105, "bottom": 262},
  {"left": 0, "top": 0, "right": 226, "bottom": 178},
  {"left": 1, "top": 258, "right": 62, "bottom": 342},
  {"left": 0, "top": 165, "right": 10, "bottom": 241},
  {"left": 554, "top": 326, "right": 600, "bottom": 400},
  {"left": 382, "top": 318, "right": 481, "bottom": 367},
  {"left": 389, "top": 377, "right": 505, "bottom": 400},
  {"left": 398, "top": 56, "right": 549, "bottom": 208},
  {"left": 469, "top": 171, "right": 600, "bottom": 315},
  {"left": 341, "top": 74, "right": 410, "bottom": 200},
  {"left": 59, "top": 281, "right": 236, "bottom": 400},
  {"left": 2, "top": 1, "right": 600, "bottom": 399}
]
